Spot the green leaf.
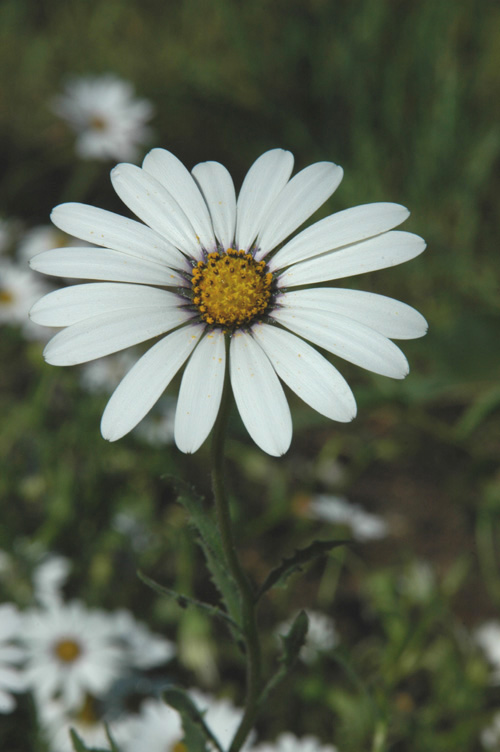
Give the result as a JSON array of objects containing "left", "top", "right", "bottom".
[
  {"left": 138, "top": 570, "right": 242, "bottom": 636},
  {"left": 162, "top": 687, "right": 224, "bottom": 752},
  {"left": 256, "top": 539, "right": 350, "bottom": 600},
  {"left": 70, "top": 728, "right": 113, "bottom": 752},
  {"left": 165, "top": 477, "right": 241, "bottom": 623},
  {"left": 280, "top": 609, "right": 309, "bottom": 668},
  {"left": 104, "top": 724, "right": 120, "bottom": 752}
]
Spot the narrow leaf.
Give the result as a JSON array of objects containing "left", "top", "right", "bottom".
[
  {"left": 280, "top": 609, "right": 309, "bottom": 668},
  {"left": 256, "top": 539, "right": 350, "bottom": 600},
  {"left": 163, "top": 688, "right": 223, "bottom": 752},
  {"left": 70, "top": 728, "right": 112, "bottom": 752},
  {"left": 138, "top": 570, "right": 242, "bottom": 636},
  {"left": 165, "top": 477, "right": 241, "bottom": 622}
]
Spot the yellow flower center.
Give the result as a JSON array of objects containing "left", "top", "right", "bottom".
[
  {"left": 191, "top": 248, "right": 272, "bottom": 327},
  {"left": 172, "top": 744, "right": 187, "bottom": 752},
  {"left": 0, "top": 290, "right": 14, "bottom": 305},
  {"left": 76, "top": 694, "right": 98, "bottom": 726},
  {"left": 89, "top": 115, "right": 108, "bottom": 132},
  {"left": 54, "top": 638, "right": 82, "bottom": 663}
]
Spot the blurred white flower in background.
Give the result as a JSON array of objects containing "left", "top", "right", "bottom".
[
  {"left": 17, "top": 224, "right": 85, "bottom": 264},
  {"left": 482, "top": 712, "right": 500, "bottom": 750},
  {"left": 278, "top": 610, "right": 338, "bottom": 664},
  {"left": 306, "top": 494, "right": 388, "bottom": 542},
  {"left": 133, "top": 396, "right": 177, "bottom": 446},
  {"left": 0, "top": 259, "right": 52, "bottom": 340},
  {"left": 252, "top": 732, "right": 338, "bottom": 752},
  {"left": 475, "top": 621, "right": 500, "bottom": 682},
  {"left": 52, "top": 75, "right": 153, "bottom": 161},
  {"left": 120, "top": 697, "right": 184, "bottom": 752},
  {"left": 79, "top": 350, "right": 138, "bottom": 394},
  {"left": 0, "top": 603, "right": 27, "bottom": 713},
  {"left": 22, "top": 601, "right": 128, "bottom": 710},
  {"left": 189, "top": 689, "right": 255, "bottom": 751},
  {"left": 111, "top": 609, "right": 176, "bottom": 670},
  {"left": 33, "top": 554, "right": 71, "bottom": 609},
  {"left": 37, "top": 695, "right": 130, "bottom": 752}
]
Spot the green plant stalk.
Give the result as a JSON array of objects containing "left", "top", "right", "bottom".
[{"left": 211, "top": 373, "right": 262, "bottom": 752}]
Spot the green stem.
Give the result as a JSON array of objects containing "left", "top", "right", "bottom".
[{"left": 211, "top": 374, "right": 262, "bottom": 752}]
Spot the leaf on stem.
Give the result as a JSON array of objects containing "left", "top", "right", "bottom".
[
  {"left": 165, "top": 477, "right": 241, "bottom": 623},
  {"left": 163, "top": 687, "right": 223, "bottom": 752},
  {"left": 70, "top": 728, "right": 113, "bottom": 752},
  {"left": 255, "top": 538, "right": 351, "bottom": 601},
  {"left": 280, "top": 609, "right": 309, "bottom": 668},
  {"left": 138, "top": 570, "right": 242, "bottom": 636}
]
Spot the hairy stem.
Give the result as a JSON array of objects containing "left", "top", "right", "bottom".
[{"left": 211, "top": 376, "right": 262, "bottom": 752}]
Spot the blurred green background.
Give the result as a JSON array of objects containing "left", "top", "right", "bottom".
[{"left": 1, "top": 0, "right": 499, "bottom": 750}]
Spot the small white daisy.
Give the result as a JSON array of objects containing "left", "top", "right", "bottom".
[
  {"left": 278, "top": 610, "right": 338, "bottom": 664},
  {"left": 52, "top": 75, "right": 153, "bottom": 162},
  {"left": 22, "top": 601, "right": 127, "bottom": 710},
  {"left": 30, "top": 148, "right": 427, "bottom": 456},
  {"left": 120, "top": 697, "right": 184, "bottom": 752},
  {"left": 306, "top": 495, "right": 388, "bottom": 541},
  {"left": 37, "top": 695, "right": 130, "bottom": 752},
  {"left": 482, "top": 712, "right": 500, "bottom": 750},
  {"left": 0, "top": 603, "right": 27, "bottom": 713},
  {"left": 33, "top": 554, "right": 71, "bottom": 609},
  {"left": 0, "top": 259, "right": 51, "bottom": 338},
  {"left": 17, "top": 224, "right": 84, "bottom": 264},
  {"left": 475, "top": 621, "right": 500, "bottom": 682},
  {"left": 252, "top": 732, "right": 338, "bottom": 752},
  {"left": 189, "top": 689, "right": 255, "bottom": 751},
  {"left": 112, "top": 609, "right": 176, "bottom": 669}
]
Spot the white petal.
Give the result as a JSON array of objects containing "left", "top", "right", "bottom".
[
  {"left": 278, "top": 288, "right": 428, "bottom": 340},
  {"left": 111, "top": 163, "right": 203, "bottom": 259},
  {"left": 230, "top": 331, "right": 292, "bottom": 456},
  {"left": 269, "top": 203, "right": 410, "bottom": 271},
  {"left": 0, "top": 689, "right": 15, "bottom": 713},
  {"left": 192, "top": 161, "right": 237, "bottom": 249},
  {"left": 252, "top": 324, "right": 357, "bottom": 422},
  {"left": 101, "top": 324, "right": 204, "bottom": 441},
  {"left": 255, "top": 161, "right": 343, "bottom": 259},
  {"left": 51, "top": 202, "right": 187, "bottom": 268},
  {"left": 235, "top": 149, "right": 294, "bottom": 251},
  {"left": 174, "top": 329, "right": 226, "bottom": 453},
  {"left": 272, "top": 308, "right": 409, "bottom": 378},
  {"left": 143, "top": 149, "right": 216, "bottom": 251},
  {"left": 30, "top": 248, "right": 185, "bottom": 287},
  {"left": 277, "top": 231, "right": 426, "bottom": 287},
  {"left": 43, "top": 308, "right": 195, "bottom": 365},
  {"left": 30, "top": 283, "right": 184, "bottom": 327}
]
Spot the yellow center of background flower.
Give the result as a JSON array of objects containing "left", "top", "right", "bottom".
[
  {"left": 54, "top": 638, "right": 82, "bottom": 663},
  {"left": 191, "top": 249, "right": 272, "bottom": 327},
  {"left": 0, "top": 290, "right": 14, "bottom": 305}
]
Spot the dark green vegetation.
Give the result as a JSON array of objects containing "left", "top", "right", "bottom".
[{"left": 1, "top": 0, "right": 499, "bottom": 750}]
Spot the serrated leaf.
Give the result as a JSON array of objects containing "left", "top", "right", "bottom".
[
  {"left": 70, "top": 728, "right": 111, "bottom": 752},
  {"left": 280, "top": 609, "right": 309, "bottom": 668},
  {"left": 138, "top": 570, "right": 242, "bottom": 636},
  {"left": 256, "top": 539, "right": 350, "bottom": 600},
  {"left": 165, "top": 476, "right": 241, "bottom": 623},
  {"left": 162, "top": 688, "right": 223, "bottom": 752}
]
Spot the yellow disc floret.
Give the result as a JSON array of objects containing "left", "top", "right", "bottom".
[{"left": 191, "top": 248, "right": 273, "bottom": 327}]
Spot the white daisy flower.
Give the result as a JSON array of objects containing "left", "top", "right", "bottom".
[
  {"left": 482, "top": 712, "right": 500, "bottom": 750},
  {"left": 33, "top": 554, "right": 71, "bottom": 609},
  {"left": 0, "top": 604, "right": 27, "bottom": 713},
  {"left": 306, "top": 494, "right": 388, "bottom": 541},
  {"left": 17, "top": 224, "right": 85, "bottom": 264},
  {"left": 22, "top": 601, "right": 127, "bottom": 710},
  {"left": 37, "top": 695, "right": 130, "bottom": 752},
  {"left": 475, "top": 621, "right": 500, "bottom": 682},
  {"left": 120, "top": 697, "right": 184, "bottom": 752},
  {"left": 189, "top": 689, "right": 255, "bottom": 751},
  {"left": 52, "top": 75, "right": 153, "bottom": 162},
  {"left": 278, "top": 610, "right": 338, "bottom": 664},
  {"left": 0, "top": 259, "right": 52, "bottom": 340},
  {"left": 111, "top": 609, "right": 176, "bottom": 669},
  {"left": 253, "top": 732, "right": 338, "bottom": 752},
  {"left": 29, "top": 148, "right": 427, "bottom": 456}
]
